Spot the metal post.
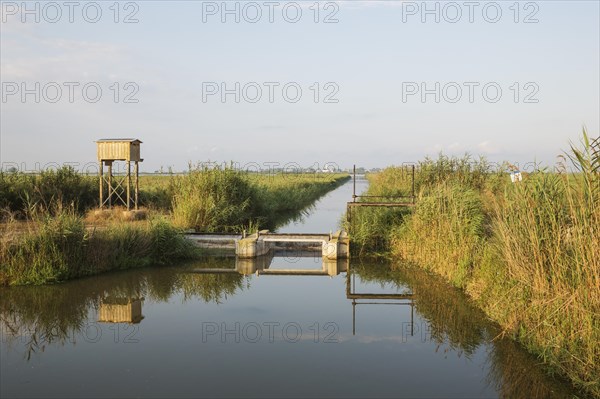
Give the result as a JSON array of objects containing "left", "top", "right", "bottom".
[
  {"left": 353, "top": 164, "right": 356, "bottom": 202},
  {"left": 352, "top": 300, "right": 356, "bottom": 336},
  {"left": 411, "top": 303, "right": 414, "bottom": 336},
  {"left": 134, "top": 161, "right": 139, "bottom": 210},
  {"left": 107, "top": 162, "right": 112, "bottom": 209},
  {"left": 412, "top": 164, "right": 415, "bottom": 204},
  {"left": 346, "top": 204, "right": 350, "bottom": 224},
  {"left": 99, "top": 161, "right": 104, "bottom": 209},
  {"left": 126, "top": 161, "right": 131, "bottom": 211}
]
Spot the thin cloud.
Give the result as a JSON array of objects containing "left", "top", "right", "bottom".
[
  {"left": 1, "top": 24, "right": 133, "bottom": 81},
  {"left": 425, "top": 140, "right": 500, "bottom": 156}
]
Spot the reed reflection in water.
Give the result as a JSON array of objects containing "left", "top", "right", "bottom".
[{"left": 0, "top": 259, "right": 581, "bottom": 398}]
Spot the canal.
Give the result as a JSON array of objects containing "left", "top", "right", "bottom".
[{"left": 0, "top": 178, "right": 578, "bottom": 398}]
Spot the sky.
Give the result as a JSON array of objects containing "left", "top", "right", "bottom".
[{"left": 1, "top": 0, "right": 599, "bottom": 173}]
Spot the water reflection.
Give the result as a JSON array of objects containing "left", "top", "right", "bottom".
[
  {"left": 350, "top": 262, "right": 489, "bottom": 356},
  {"left": 189, "top": 252, "right": 348, "bottom": 276},
  {"left": 98, "top": 297, "right": 144, "bottom": 324},
  {"left": 0, "top": 263, "right": 249, "bottom": 361},
  {"left": 0, "top": 260, "right": 581, "bottom": 398},
  {"left": 346, "top": 264, "right": 414, "bottom": 336},
  {"left": 349, "top": 261, "right": 578, "bottom": 398}
]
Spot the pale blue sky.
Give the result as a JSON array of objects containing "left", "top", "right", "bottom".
[{"left": 1, "top": 0, "right": 599, "bottom": 172}]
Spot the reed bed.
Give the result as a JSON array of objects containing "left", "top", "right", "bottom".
[
  {"left": 0, "top": 167, "right": 97, "bottom": 218},
  {"left": 0, "top": 213, "right": 199, "bottom": 286},
  {"left": 1, "top": 166, "right": 349, "bottom": 285},
  {"left": 0, "top": 168, "right": 178, "bottom": 219},
  {"left": 349, "top": 131, "right": 599, "bottom": 396},
  {"left": 248, "top": 172, "right": 350, "bottom": 229},
  {"left": 170, "top": 166, "right": 255, "bottom": 231},
  {"left": 170, "top": 165, "right": 349, "bottom": 232}
]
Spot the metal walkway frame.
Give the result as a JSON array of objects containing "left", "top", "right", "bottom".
[{"left": 346, "top": 164, "right": 417, "bottom": 224}]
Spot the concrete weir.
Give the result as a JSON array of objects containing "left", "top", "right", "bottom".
[{"left": 185, "top": 230, "right": 349, "bottom": 260}]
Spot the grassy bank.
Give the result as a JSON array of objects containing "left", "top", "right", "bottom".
[
  {"left": 0, "top": 214, "right": 198, "bottom": 285},
  {"left": 1, "top": 167, "right": 349, "bottom": 285},
  {"left": 348, "top": 132, "right": 599, "bottom": 396},
  {"left": 171, "top": 166, "right": 350, "bottom": 232}
]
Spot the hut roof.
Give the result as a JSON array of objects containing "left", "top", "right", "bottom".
[{"left": 96, "top": 138, "right": 142, "bottom": 143}]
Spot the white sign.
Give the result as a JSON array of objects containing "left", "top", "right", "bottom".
[{"left": 510, "top": 171, "right": 523, "bottom": 183}]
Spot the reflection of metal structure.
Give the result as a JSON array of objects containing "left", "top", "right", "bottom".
[
  {"left": 98, "top": 297, "right": 144, "bottom": 324},
  {"left": 346, "top": 265, "right": 414, "bottom": 336},
  {"left": 189, "top": 253, "right": 349, "bottom": 277}
]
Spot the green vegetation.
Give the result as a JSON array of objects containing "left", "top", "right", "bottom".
[
  {"left": 171, "top": 166, "right": 255, "bottom": 231},
  {"left": 246, "top": 171, "right": 351, "bottom": 229},
  {"left": 0, "top": 166, "right": 349, "bottom": 226},
  {"left": 0, "top": 169, "right": 179, "bottom": 217},
  {"left": 171, "top": 165, "right": 350, "bottom": 232},
  {"left": 0, "top": 167, "right": 97, "bottom": 217},
  {"left": 0, "top": 168, "right": 176, "bottom": 218},
  {"left": 347, "top": 131, "right": 599, "bottom": 397},
  {"left": 1, "top": 165, "right": 349, "bottom": 285},
  {"left": 0, "top": 214, "right": 198, "bottom": 285}
]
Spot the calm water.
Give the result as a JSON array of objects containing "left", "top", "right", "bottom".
[{"left": 0, "top": 179, "right": 578, "bottom": 398}]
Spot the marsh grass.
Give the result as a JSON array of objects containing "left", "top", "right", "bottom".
[
  {"left": 1, "top": 167, "right": 349, "bottom": 285},
  {"left": 476, "top": 134, "right": 600, "bottom": 395},
  {"left": 355, "top": 131, "right": 599, "bottom": 396},
  {"left": 392, "top": 182, "right": 486, "bottom": 288},
  {"left": 347, "top": 158, "right": 499, "bottom": 258},
  {"left": 171, "top": 165, "right": 350, "bottom": 232},
  {"left": 0, "top": 212, "right": 199, "bottom": 286},
  {"left": 1, "top": 166, "right": 349, "bottom": 230},
  {"left": 345, "top": 207, "right": 410, "bottom": 256},
  {"left": 0, "top": 166, "right": 97, "bottom": 218},
  {"left": 0, "top": 169, "right": 178, "bottom": 219},
  {"left": 249, "top": 172, "right": 350, "bottom": 230},
  {"left": 171, "top": 166, "right": 254, "bottom": 231},
  {"left": 0, "top": 213, "right": 87, "bottom": 285},
  {"left": 344, "top": 167, "right": 414, "bottom": 256}
]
